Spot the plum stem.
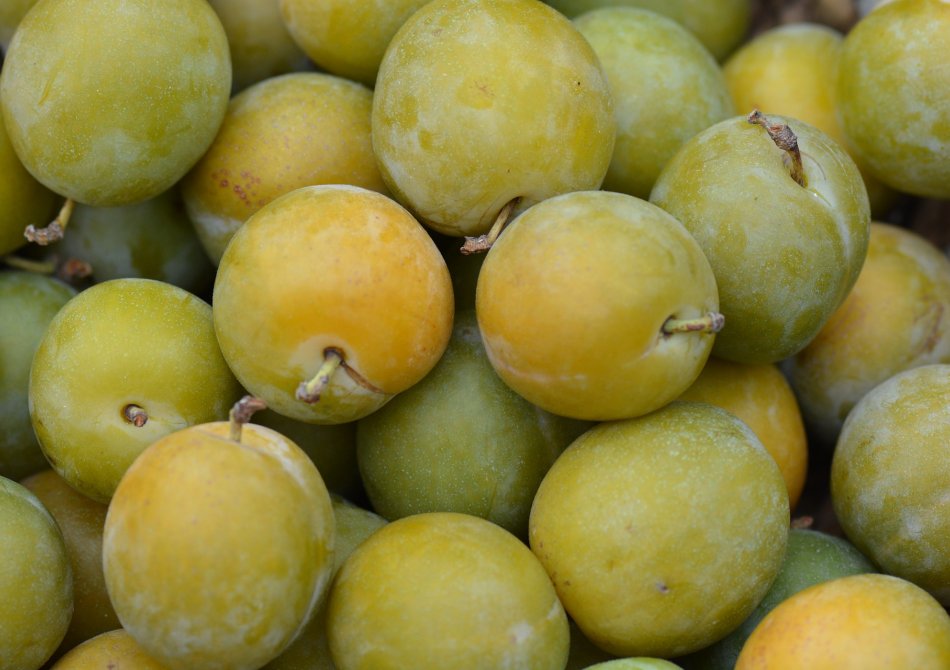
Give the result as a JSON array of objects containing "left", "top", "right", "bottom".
[
  {"left": 228, "top": 395, "right": 267, "bottom": 443},
  {"left": 747, "top": 110, "right": 806, "bottom": 187},
  {"left": 25, "top": 198, "right": 75, "bottom": 245},
  {"left": 123, "top": 404, "right": 148, "bottom": 427},
  {"left": 662, "top": 312, "right": 725, "bottom": 335},
  {"left": 791, "top": 516, "right": 814, "bottom": 529},
  {"left": 460, "top": 197, "right": 520, "bottom": 255},
  {"left": 2, "top": 254, "right": 57, "bottom": 274},
  {"left": 296, "top": 348, "right": 344, "bottom": 404}
]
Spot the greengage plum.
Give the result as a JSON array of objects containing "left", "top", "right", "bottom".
[
  {"left": 212, "top": 185, "right": 453, "bottom": 424},
  {"left": 529, "top": 402, "right": 789, "bottom": 657},
  {"left": 574, "top": 7, "right": 734, "bottom": 199},
  {"left": 182, "top": 73, "right": 387, "bottom": 264},
  {"left": 327, "top": 512, "right": 569, "bottom": 670},
  {"left": 735, "top": 574, "right": 950, "bottom": 668},
  {"left": 29, "top": 278, "right": 242, "bottom": 502},
  {"left": 476, "top": 190, "right": 720, "bottom": 421},
  {"left": 836, "top": 0, "right": 950, "bottom": 198},
  {"left": 372, "top": 0, "right": 615, "bottom": 237},
  {"left": 0, "top": 271, "right": 74, "bottom": 481},
  {"left": 357, "top": 310, "right": 589, "bottom": 536},
  {"left": 545, "top": 0, "right": 751, "bottom": 61},
  {"left": 0, "top": 476, "right": 72, "bottom": 670},
  {"left": 49, "top": 630, "right": 168, "bottom": 669},
  {"left": 650, "top": 113, "right": 870, "bottom": 363},
  {"left": 585, "top": 660, "right": 683, "bottom": 670},
  {"left": 208, "top": 0, "right": 310, "bottom": 92},
  {"left": 103, "top": 404, "right": 335, "bottom": 670},
  {"left": 831, "top": 364, "right": 950, "bottom": 605},
  {"left": 0, "top": 0, "right": 231, "bottom": 207},
  {"left": 786, "top": 223, "right": 950, "bottom": 446},
  {"left": 279, "top": 0, "right": 430, "bottom": 86}
]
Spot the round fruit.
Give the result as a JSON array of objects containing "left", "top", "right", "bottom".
[
  {"left": 585, "top": 660, "right": 683, "bottom": 670},
  {"left": 476, "top": 190, "right": 719, "bottom": 421},
  {"left": 735, "top": 574, "right": 950, "bottom": 668},
  {"left": 182, "top": 72, "right": 387, "bottom": 264},
  {"left": 372, "top": 0, "right": 614, "bottom": 237},
  {"left": 0, "top": 0, "right": 39, "bottom": 48},
  {"left": 212, "top": 185, "right": 454, "bottom": 424},
  {"left": 29, "top": 278, "right": 242, "bottom": 502},
  {"left": 529, "top": 402, "right": 789, "bottom": 657},
  {"left": 0, "top": 271, "right": 75, "bottom": 481},
  {"left": 103, "top": 416, "right": 335, "bottom": 670},
  {"left": 836, "top": 0, "right": 950, "bottom": 198},
  {"left": 650, "top": 113, "right": 870, "bottom": 363},
  {"left": 831, "top": 364, "right": 950, "bottom": 605},
  {"left": 327, "top": 512, "right": 569, "bottom": 670},
  {"left": 574, "top": 7, "right": 734, "bottom": 199},
  {"left": 0, "top": 476, "right": 73, "bottom": 670},
  {"left": 787, "top": 222, "right": 950, "bottom": 447},
  {"left": 49, "top": 629, "right": 168, "bottom": 670},
  {"left": 0, "top": 0, "right": 231, "bottom": 206}
]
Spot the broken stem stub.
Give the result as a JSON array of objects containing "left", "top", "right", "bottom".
[
  {"left": 229, "top": 395, "right": 267, "bottom": 443},
  {"left": 296, "top": 349, "right": 344, "bottom": 404},
  {"left": 460, "top": 198, "right": 520, "bottom": 255},
  {"left": 25, "top": 198, "right": 75, "bottom": 245},
  {"left": 747, "top": 110, "right": 806, "bottom": 188},
  {"left": 123, "top": 404, "right": 148, "bottom": 428},
  {"left": 662, "top": 312, "right": 725, "bottom": 335}
]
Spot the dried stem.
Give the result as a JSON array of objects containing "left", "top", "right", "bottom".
[
  {"left": 662, "top": 312, "right": 725, "bottom": 335},
  {"left": 123, "top": 404, "right": 148, "bottom": 427},
  {"left": 25, "top": 198, "right": 75, "bottom": 245},
  {"left": 228, "top": 395, "right": 267, "bottom": 443},
  {"left": 296, "top": 349, "right": 344, "bottom": 404},
  {"left": 747, "top": 110, "right": 806, "bottom": 187},
  {"left": 460, "top": 198, "right": 520, "bottom": 255}
]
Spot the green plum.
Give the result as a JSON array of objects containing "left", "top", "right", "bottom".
[
  {"left": 0, "top": 107, "right": 58, "bottom": 256},
  {"left": 0, "top": 271, "right": 75, "bottom": 481},
  {"left": 29, "top": 278, "right": 243, "bottom": 502},
  {"left": 476, "top": 190, "right": 720, "bottom": 421},
  {"left": 529, "top": 402, "right": 789, "bottom": 657},
  {"left": 585, "top": 660, "right": 683, "bottom": 670},
  {"left": 836, "top": 0, "right": 950, "bottom": 198},
  {"left": 545, "top": 0, "right": 751, "bottom": 61},
  {"left": 357, "top": 310, "right": 590, "bottom": 537},
  {"left": 677, "top": 528, "right": 874, "bottom": 669},
  {"left": 372, "top": 0, "right": 615, "bottom": 237},
  {"left": 832, "top": 364, "right": 950, "bottom": 605},
  {"left": 0, "top": 476, "right": 73, "bottom": 670},
  {"left": 574, "top": 7, "right": 734, "bottom": 199},
  {"left": 182, "top": 72, "right": 387, "bottom": 264},
  {"left": 0, "top": 0, "right": 231, "bottom": 207},
  {"left": 279, "top": 0, "right": 430, "bottom": 86},
  {"left": 650, "top": 113, "right": 870, "bottom": 363},
  {"left": 208, "top": 0, "right": 310, "bottom": 92}
]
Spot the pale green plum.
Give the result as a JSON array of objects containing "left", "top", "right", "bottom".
[
  {"left": 327, "top": 512, "right": 570, "bottom": 670},
  {"left": 786, "top": 223, "right": 950, "bottom": 447},
  {"left": 0, "top": 109, "right": 58, "bottom": 256},
  {"left": 21, "top": 469, "right": 120, "bottom": 659},
  {"left": 208, "top": 0, "right": 310, "bottom": 92},
  {"left": 40, "top": 188, "right": 215, "bottom": 296},
  {"left": 832, "top": 364, "right": 950, "bottom": 605},
  {"left": 357, "top": 310, "right": 590, "bottom": 537},
  {"left": 182, "top": 72, "right": 387, "bottom": 264},
  {"left": 677, "top": 529, "right": 874, "bottom": 669},
  {"left": 280, "top": 0, "right": 430, "bottom": 86},
  {"left": 650, "top": 114, "right": 870, "bottom": 364},
  {"left": 574, "top": 8, "right": 734, "bottom": 199},
  {"left": 0, "top": 0, "right": 231, "bottom": 206},
  {"left": 29, "top": 278, "right": 243, "bottom": 502},
  {"left": 103, "top": 419, "right": 335, "bottom": 670},
  {"left": 0, "top": 0, "right": 39, "bottom": 49},
  {"left": 0, "top": 272, "right": 75, "bottom": 481},
  {"left": 372, "top": 0, "right": 615, "bottom": 237},
  {"left": 545, "top": 0, "right": 751, "bottom": 60},
  {"left": 585, "top": 660, "right": 683, "bottom": 670},
  {"left": 0, "top": 476, "right": 73, "bottom": 670},
  {"left": 477, "top": 190, "right": 719, "bottom": 421},
  {"left": 836, "top": 0, "right": 950, "bottom": 198},
  {"left": 529, "top": 402, "right": 789, "bottom": 658}
]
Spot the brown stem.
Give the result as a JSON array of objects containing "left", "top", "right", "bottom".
[
  {"left": 296, "top": 348, "right": 344, "bottom": 404},
  {"left": 791, "top": 516, "right": 814, "bottom": 530},
  {"left": 747, "top": 110, "right": 806, "bottom": 187},
  {"left": 123, "top": 404, "right": 148, "bottom": 427},
  {"left": 228, "top": 395, "right": 267, "bottom": 443},
  {"left": 56, "top": 258, "right": 93, "bottom": 282},
  {"left": 662, "top": 312, "right": 725, "bottom": 335},
  {"left": 25, "top": 198, "right": 75, "bottom": 245},
  {"left": 460, "top": 198, "right": 520, "bottom": 255}
]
